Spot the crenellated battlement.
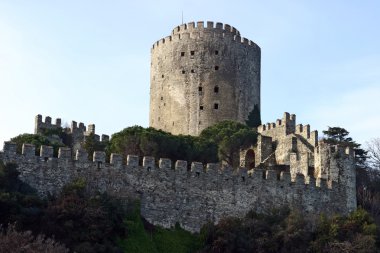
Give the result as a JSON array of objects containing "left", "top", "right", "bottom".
[
  {"left": 70, "top": 120, "right": 87, "bottom": 133},
  {"left": 257, "top": 112, "right": 296, "bottom": 134},
  {"left": 171, "top": 21, "right": 240, "bottom": 36},
  {"left": 315, "top": 142, "right": 355, "bottom": 158},
  {"left": 34, "top": 114, "right": 62, "bottom": 134},
  {"left": 1, "top": 141, "right": 340, "bottom": 191},
  {"left": 258, "top": 112, "right": 318, "bottom": 147},
  {"left": 33, "top": 114, "right": 109, "bottom": 155},
  {"left": 151, "top": 21, "right": 259, "bottom": 50},
  {"left": 0, "top": 138, "right": 356, "bottom": 232}
]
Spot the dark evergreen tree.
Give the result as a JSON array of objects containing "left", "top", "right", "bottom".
[
  {"left": 323, "top": 126, "right": 368, "bottom": 169},
  {"left": 245, "top": 104, "right": 261, "bottom": 128}
]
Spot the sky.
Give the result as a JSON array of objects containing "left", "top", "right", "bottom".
[{"left": 0, "top": 0, "right": 379, "bottom": 148}]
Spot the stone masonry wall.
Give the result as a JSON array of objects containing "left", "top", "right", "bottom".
[
  {"left": 35, "top": 114, "right": 109, "bottom": 154},
  {"left": 0, "top": 141, "right": 356, "bottom": 233},
  {"left": 149, "top": 21, "right": 261, "bottom": 136},
  {"left": 257, "top": 112, "right": 319, "bottom": 179}
]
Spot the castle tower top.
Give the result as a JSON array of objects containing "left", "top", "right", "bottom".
[
  {"left": 171, "top": 21, "right": 241, "bottom": 36},
  {"left": 149, "top": 21, "right": 261, "bottom": 136}
]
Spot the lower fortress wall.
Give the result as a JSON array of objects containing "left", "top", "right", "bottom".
[{"left": 0, "top": 142, "right": 355, "bottom": 232}]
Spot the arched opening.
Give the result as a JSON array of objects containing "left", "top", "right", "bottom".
[{"left": 245, "top": 149, "right": 255, "bottom": 169}]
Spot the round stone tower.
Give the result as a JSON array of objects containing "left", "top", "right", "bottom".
[{"left": 149, "top": 21, "right": 261, "bottom": 136}]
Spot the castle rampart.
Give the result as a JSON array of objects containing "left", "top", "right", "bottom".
[
  {"left": 34, "top": 114, "right": 109, "bottom": 153},
  {"left": 150, "top": 21, "right": 261, "bottom": 136},
  {"left": 0, "top": 138, "right": 356, "bottom": 232},
  {"left": 35, "top": 114, "right": 62, "bottom": 134}
]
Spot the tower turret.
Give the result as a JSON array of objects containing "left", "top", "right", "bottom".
[{"left": 149, "top": 21, "right": 261, "bottom": 135}]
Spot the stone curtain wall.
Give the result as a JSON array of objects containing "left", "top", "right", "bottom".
[
  {"left": 0, "top": 141, "right": 356, "bottom": 232},
  {"left": 149, "top": 21, "right": 261, "bottom": 136}
]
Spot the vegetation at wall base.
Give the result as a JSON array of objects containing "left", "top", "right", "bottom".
[
  {"left": 118, "top": 202, "right": 202, "bottom": 253},
  {"left": 1, "top": 161, "right": 380, "bottom": 252},
  {"left": 4, "top": 125, "right": 380, "bottom": 252}
]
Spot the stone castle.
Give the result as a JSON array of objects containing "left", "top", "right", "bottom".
[
  {"left": 150, "top": 21, "right": 260, "bottom": 136},
  {"left": 0, "top": 21, "right": 356, "bottom": 232}
]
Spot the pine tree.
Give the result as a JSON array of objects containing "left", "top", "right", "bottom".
[{"left": 245, "top": 105, "right": 261, "bottom": 128}]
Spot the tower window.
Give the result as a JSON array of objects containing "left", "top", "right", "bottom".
[
  {"left": 200, "top": 106, "right": 204, "bottom": 110},
  {"left": 161, "top": 96, "right": 163, "bottom": 100},
  {"left": 162, "top": 74, "right": 164, "bottom": 78},
  {"left": 214, "top": 103, "right": 219, "bottom": 109},
  {"left": 215, "top": 66, "right": 219, "bottom": 70},
  {"left": 182, "top": 70, "right": 186, "bottom": 74},
  {"left": 214, "top": 86, "right": 219, "bottom": 93},
  {"left": 215, "top": 50, "right": 219, "bottom": 55},
  {"left": 198, "top": 87, "right": 202, "bottom": 91},
  {"left": 181, "top": 52, "right": 185, "bottom": 56},
  {"left": 190, "top": 51, "right": 195, "bottom": 55},
  {"left": 191, "top": 69, "right": 195, "bottom": 73}
]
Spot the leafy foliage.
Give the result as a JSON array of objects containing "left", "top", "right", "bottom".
[
  {"left": 311, "top": 209, "right": 377, "bottom": 253},
  {"left": 109, "top": 121, "right": 257, "bottom": 166},
  {"left": 200, "top": 208, "right": 377, "bottom": 253},
  {"left": 82, "top": 133, "right": 109, "bottom": 159},
  {"left": 245, "top": 104, "right": 262, "bottom": 128},
  {"left": 322, "top": 126, "right": 368, "bottom": 169},
  {"left": 199, "top": 121, "right": 258, "bottom": 166},
  {"left": 0, "top": 223, "right": 69, "bottom": 253},
  {"left": 0, "top": 162, "right": 43, "bottom": 230},
  {"left": 38, "top": 180, "right": 126, "bottom": 252},
  {"left": 10, "top": 133, "right": 64, "bottom": 157},
  {"left": 119, "top": 202, "right": 202, "bottom": 253},
  {"left": 0, "top": 162, "right": 127, "bottom": 252},
  {"left": 108, "top": 126, "right": 212, "bottom": 164}
]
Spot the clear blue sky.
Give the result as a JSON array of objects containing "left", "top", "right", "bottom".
[{"left": 0, "top": 0, "right": 379, "bottom": 147}]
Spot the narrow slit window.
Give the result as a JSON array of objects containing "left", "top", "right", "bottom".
[
  {"left": 215, "top": 66, "right": 219, "bottom": 70},
  {"left": 198, "top": 87, "right": 202, "bottom": 91},
  {"left": 190, "top": 51, "right": 195, "bottom": 55},
  {"left": 215, "top": 50, "right": 219, "bottom": 55},
  {"left": 162, "top": 74, "right": 164, "bottom": 78},
  {"left": 161, "top": 96, "right": 163, "bottom": 100},
  {"left": 182, "top": 70, "right": 186, "bottom": 74},
  {"left": 200, "top": 106, "right": 204, "bottom": 110},
  {"left": 214, "top": 86, "right": 219, "bottom": 93},
  {"left": 214, "top": 103, "right": 219, "bottom": 109},
  {"left": 181, "top": 52, "right": 185, "bottom": 56}
]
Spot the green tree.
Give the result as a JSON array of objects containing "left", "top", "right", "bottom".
[
  {"left": 323, "top": 126, "right": 368, "bottom": 169},
  {"left": 40, "top": 180, "right": 127, "bottom": 253},
  {"left": 0, "top": 162, "right": 44, "bottom": 233},
  {"left": 245, "top": 104, "right": 261, "bottom": 128},
  {"left": 82, "top": 133, "right": 109, "bottom": 160},
  {"left": 200, "top": 121, "right": 258, "bottom": 166},
  {"left": 109, "top": 126, "right": 219, "bottom": 165},
  {"left": 10, "top": 133, "right": 64, "bottom": 157}
]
